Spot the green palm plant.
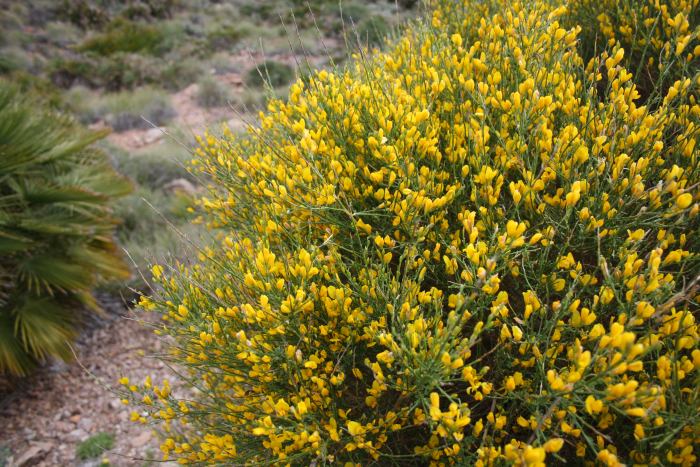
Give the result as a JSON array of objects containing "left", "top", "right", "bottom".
[{"left": 0, "top": 83, "right": 132, "bottom": 376}]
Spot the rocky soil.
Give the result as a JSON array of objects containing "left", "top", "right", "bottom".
[{"left": 0, "top": 298, "right": 175, "bottom": 467}]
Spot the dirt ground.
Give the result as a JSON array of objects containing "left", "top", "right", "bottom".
[{"left": 0, "top": 298, "right": 175, "bottom": 467}]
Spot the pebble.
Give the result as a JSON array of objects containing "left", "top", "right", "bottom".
[
  {"left": 78, "top": 417, "right": 94, "bottom": 431},
  {"left": 13, "top": 441, "right": 52, "bottom": 466},
  {"left": 141, "top": 127, "right": 166, "bottom": 146},
  {"left": 54, "top": 421, "right": 72, "bottom": 433},
  {"left": 131, "top": 431, "right": 151, "bottom": 448},
  {"left": 67, "top": 428, "right": 87, "bottom": 442}
]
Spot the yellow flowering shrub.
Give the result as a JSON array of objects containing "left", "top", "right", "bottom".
[{"left": 126, "top": 1, "right": 700, "bottom": 465}]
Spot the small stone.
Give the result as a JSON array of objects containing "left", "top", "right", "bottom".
[
  {"left": 14, "top": 441, "right": 52, "bottom": 466},
  {"left": 142, "top": 127, "right": 166, "bottom": 145},
  {"left": 48, "top": 360, "right": 69, "bottom": 373},
  {"left": 69, "top": 414, "right": 81, "bottom": 423},
  {"left": 163, "top": 178, "right": 197, "bottom": 196},
  {"left": 131, "top": 430, "right": 151, "bottom": 448},
  {"left": 67, "top": 428, "right": 87, "bottom": 442},
  {"left": 54, "top": 421, "right": 73, "bottom": 433},
  {"left": 78, "top": 417, "right": 93, "bottom": 431}
]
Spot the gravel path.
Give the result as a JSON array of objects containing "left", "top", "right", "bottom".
[{"left": 0, "top": 299, "right": 175, "bottom": 467}]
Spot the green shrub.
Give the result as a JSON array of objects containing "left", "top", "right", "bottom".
[
  {"left": 0, "top": 47, "right": 31, "bottom": 75},
  {"left": 396, "top": 0, "right": 419, "bottom": 8},
  {"left": 65, "top": 86, "right": 175, "bottom": 131},
  {"left": 0, "top": 10, "right": 25, "bottom": 42},
  {"left": 62, "top": 85, "right": 99, "bottom": 123},
  {"left": 98, "top": 87, "right": 176, "bottom": 132},
  {"left": 96, "top": 53, "right": 202, "bottom": 92},
  {"left": 337, "top": 2, "right": 370, "bottom": 22},
  {"left": 114, "top": 187, "right": 198, "bottom": 254},
  {"left": 245, "top": 60, "right": 294, "bottom": 88},
  {"left": 355, "top": 15, "right": 391, "bottom": 47},
  {"left": 128, "top": 0, "right": 699, "bottom": 465},
  {"left": 60, "top": 0, "right": 109, "bottom": 29},
  {"left": 120, "top": 0, "right": 176, "bottom": 21},
  {"left": 229, "top": 88, "right": 265, "bottom": 111},
  {"left": 78, "top": 18, "right": 167, "bottom": 56},
  {"left": 76, "top": 432, "right": 115, "bottom": 460},
  {"left": 49, "top": 53, "right": 161, "bottom": 91},
  {"left": 204, "top": 24, "right": 246, "bottom": 52},
  {"left": 239, "top": 1, "right": 280, "bottom": 22},
  {"left": 196, "top": 76, "right": 229, "bottom": 108},
  {"left": 207, "top": 51, "right": 239, "bottom": 75},
  {"left": 0, "top": 84, "right": 131, "bottom": 376},
  {"left": 110, "top": 140, "right": 194, "bottom": 189},
  {"left": 321, "top": 1, "right": 371, "bottom": 35},
  {"left": 0, "top": 445, "right": 10, "bottom": 467},
  {"left": 2, "top": 71, "right": 64, "bottom": 109},
  {"left": 47, "top": 55, "right": 96, "bottom": 88},
  {"left": 158, "top": 57, "right": 203, "bottom": 91},
  {"left": 98, "top": 53, "right": 162, "bottom": 91},
  {"left": 109, "top": 142, "right": 203, "bottom": 294},
  {"left": 44, "top": 21, "right": 82, "bottom": 47}
]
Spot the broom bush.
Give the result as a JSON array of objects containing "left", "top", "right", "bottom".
[{"left": 126, "top": 0, "right": 699, "bottom": 465}]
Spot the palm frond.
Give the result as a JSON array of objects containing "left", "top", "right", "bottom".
[{"left": 0, "top": 82, "right": 132, "bottom": 375}]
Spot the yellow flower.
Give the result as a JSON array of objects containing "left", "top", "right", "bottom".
[
  {"left": 542, "top": 438, "right": 564, "bottom": 453},
  {"left": 151, "top": 264, "right": 164, "bottom": 279},
  {"left": 625, "top": 407, "right": 647, "bottom": 418},
  {"left": 355, "top": 218, "right": 372, "bottom": 234},
  {"left": 585, "top": 395, "right": 603, "bottom": 414},
  {"left": 676, "top": 192, "right": 693, "bottom": 209}
]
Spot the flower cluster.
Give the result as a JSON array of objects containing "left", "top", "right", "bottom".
[
  {"left": 565, "top": 0, "right": 699, "bottom": 98},
  {"left": 125, "top": 1, "right": 699, "bottom": 465}
]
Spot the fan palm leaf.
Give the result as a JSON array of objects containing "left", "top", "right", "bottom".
[{"left": 0, "top": 82, "right": 132, "bottom": 375}]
